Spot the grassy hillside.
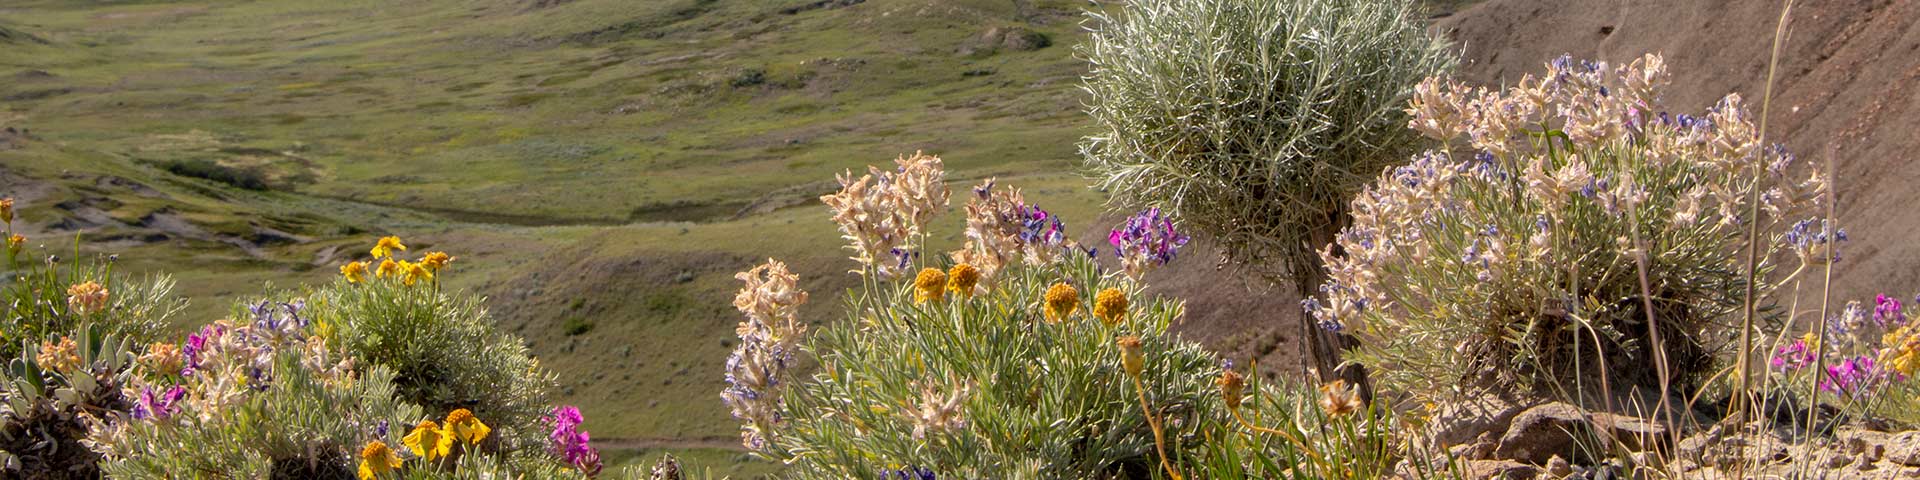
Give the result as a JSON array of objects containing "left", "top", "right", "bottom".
[{"left": 0, "top": 0, "right": 1108, "bottom": 474}]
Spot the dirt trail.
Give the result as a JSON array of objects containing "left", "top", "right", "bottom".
[{"left": 592, "top": 436, "right": 747, "bottom": 452}]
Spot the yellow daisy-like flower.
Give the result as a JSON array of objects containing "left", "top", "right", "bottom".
[
  {"left": 1042, "top": 282, "right": 1078, "bottom": 323},
  {"left": 420, "top": 252, "right": 455, "bottom": 272},
  {"left": 400, "top": 261, "right": 433, "bottom": 287},
  {"left": 1116, "top": 335, "right": 1144, "bottom": 377},
  {"left": 341, "top": 261, "right": 370, "bottom": 284},
  {"left": 947, "top": 264, "right": 980, "bottom": 299},
  {"left": 444, "top": 409, "right": 491, "bottom": 445},
  {"left": 357, "top": 440, "right": 403, "bottom": 480},
  {"left": 375, "top": 259, "right": 400, "bottom": 279},
  {"left": 371, "top": 236, "right": 406, "bottom": 259},
  {"left": 913, "top": 267, "right": 947, "bottom": 304},
  {"left": 1093, "top": 288, "right": 1129, "bottom": 326},
  {"left": 402, "top": 420, "right": 452, "bottom": 461}
]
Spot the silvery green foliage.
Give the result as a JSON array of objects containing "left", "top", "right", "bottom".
[
  {"left": 1079, "top": 0, "right": 1453, "bottom": 287},
  {"left": 101, "top": 352, "right": 421, "bottom": 478},
  {"left": 1, "top": 324, "right": 138, "bottom": 478},
  {"left": 307, "top": 280, "right": 557, "bottom": 453},
  {"left": 758, "top": 254, "right": 1334, "bottom": 478}
]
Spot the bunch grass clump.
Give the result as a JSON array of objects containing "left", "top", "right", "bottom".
[
  {"left": 1315, "top": 54, "right": 1826, "bottom": 403},
  {"left": 1079, "top": 0, "right": 1453, "bottom": 288}
]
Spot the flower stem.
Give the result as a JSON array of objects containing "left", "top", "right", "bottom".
[{"left": 1129, "top": 373, "right": 1183, "bottom": 480}]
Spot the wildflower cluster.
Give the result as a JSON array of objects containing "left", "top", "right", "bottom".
[
  {"left": 1318, "top": 54, "right": 1825, "bottom": 401},
  {"left": 722, "top": 258, "right": 810, "bottom": 451},
  {"left": 545, "top": 406, "right": 604, "bottom": 477},
  {"left": 343, "top": 236, "right": 455, "bottom": 287},
  {"left": 949, "top": 179, "right": 1085, "bottom": 287},
  {"left": 819, "top": 151, "right": 950, "bottom": 278},
  {"left": 1106, "top": 208, "right": 1190, "bottom": 280},
  {"left": 1771, "top": 294, "right": 1920, "bottom": 409}
]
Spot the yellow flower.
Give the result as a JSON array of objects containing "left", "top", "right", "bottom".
[
  {"left": 400, "top": 261, "right": 433, "bottom": 287},
  {"left": 1093, "top": 288, "right": 1129, "bottom": 326},
  {"left": 913, "top": 267, "right": 947, "bottom": 304},
  {"left": 357, "top": 440, "right": 402, "bottom": 480},
  {"left": 6, "top": 234, "right": 23, "bottom": 256},
  {"left": 1318, "top": 380, "right": 1363, "bottom": 417},
  {"left": 402, "top": 420, "right": 452, "bottom": 461},
  {"left": 340, "top": 261, "right": 370, "bottom": 284},
  {"left": 1043, "top": 282, "right": 1078, "bottom": 323},
  {"left": 420, "top": 252, "right": 455, "bottom": 272},
  {"left": 0, "top": 197, "right": 13, "bottom": 223},
  {"left": 376, "top": 259, "right": 400, "bottom": 279},
  {"left": 444, "top": 408, "right": 490, "bottom": 445},
  {"left": 1217, "top": 368, "right": 1245, "bottom": 410},
  {"left": 66, "top": 281, "right": 109, "bottom": 316},
  {"left": 1117, "top": 335, "right": 1144, "bottom": 377},
  {"left": 947, "top": 264, "right": 980, "bottom": 299},
  {"left": 370, "top": 236, "right": 406, "bottom": 259}
]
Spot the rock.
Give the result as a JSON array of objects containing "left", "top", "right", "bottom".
[
  {"left": 1886, "top": 432, "right": 1920, "bottom": 466},
  {"left": 1464, "top": 460, "right": 1538, "bottom": 480},
  {"left": 1545, "top": 455, "right": 1573, "bottom": 477},
  {"left": 1495, "top": 403, "right": 1593, "bottom": 465},
  {"left": 1591, "top": 412, "right": 1670, "bottom": 453},
  {"left": 1428, "top": 394, "right": 1534, "bottom": 450}
]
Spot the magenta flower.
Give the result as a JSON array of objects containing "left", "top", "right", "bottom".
[
  {"left": 546, "top": 405, "right": 603, "bottom": 476},
  {"left": 1875, "top": 294, "right": 1905, "bottom": 328},
  {"left": 1770, "top": 339, "right": 1814, "bottom": 371},
  {"left": 1822, "top": 355, "right": 1881, "bottom": 398},
  {"left": 131, "top": 385, "right": 186, "bottom": 421}
]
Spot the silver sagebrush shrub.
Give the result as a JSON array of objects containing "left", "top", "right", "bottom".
[{"left": 1078, "top": 0, "right": 1454, "bottom": 383}]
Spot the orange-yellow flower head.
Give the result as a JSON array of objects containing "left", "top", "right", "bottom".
[
  {"left": 0, "top": 197, "right": 13, "bottom": 223},
  {"left": 357, "top": 440, "right": 403, "bottom": 480},
  {"left": 139, "top": 342, "right": 185, "bottom": 376},
  {"left": 402, "top": 420, "right": 452, "bottom": 461},
  {"left": 400, "top": 261, "right": 433, "bottom": 287},
  {"left": 66, "top": 281, "right": 109, "bottom": 316},
  {"left": 1093, "top": 288, "right": 1129, "bottom": 326},
  {"left": 340, "top": 261, "right": 370, "bottom": 284},
  {"left": 6, "top": 234, "right": 23, "bottom": 255},
  {"left": 1318, "top": 380, "right": 1363, "bottom": 417},
  {"left": 1043, "top": 282, "right": 1079, "bottom": 323},
  {"left": 420, "top": 252, "right": 454, "bottom": 272},
  {"left": 1117, "top": 335, "right": 1144, "bottom": 377},
  {"left": 913, "top": 267, "right": 947, "bottom": 304},
  {"left": 376, "top": 259, "right": 400, "bottom": 279},
  {"left": 444, "top": 408, "right": 490, "bottom": 445},
  {"left": 947, "top": 263, "right": 980, "bottom": 299},
  {"left": 370, "top": 236, "right": 406, "bottom": 259},
  {"left": 36, "top": 337, "right": 81, "bottom": 373},
  {"left": 1217, "top": 369, "right": 1246, "bottom": 410}
]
